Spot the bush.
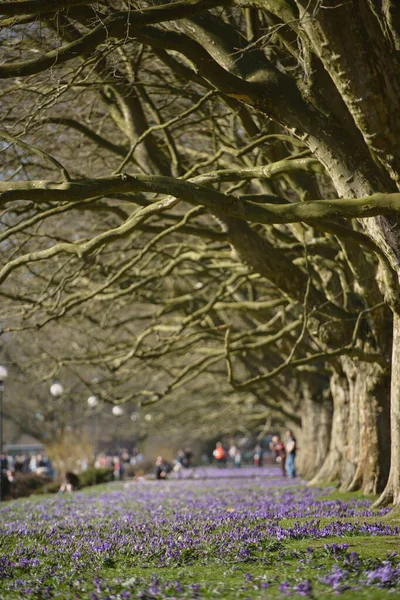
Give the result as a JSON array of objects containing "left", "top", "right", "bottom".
[
  {"left": 78, "top": 467, "right": 113, "bottom": 487},
  {"left": 10, "top": 472, "right": 53, "bottom": 499},
  {"left": 34, "top": 481, "right": 60, "bottom": 495},
  {"left": 7, "top": 467, "right": 114, "bottom": 500}
]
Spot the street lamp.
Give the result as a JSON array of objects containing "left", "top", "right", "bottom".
[
  {"left": 0, "top": 365, "right": 8, "bottom": 502},
  {"left": 50, "top": 382, "right": 64, "bottom": 440}
]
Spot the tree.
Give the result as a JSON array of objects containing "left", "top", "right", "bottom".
[{"left": 1, "top": 0, "right": 400, "bottom": 506}]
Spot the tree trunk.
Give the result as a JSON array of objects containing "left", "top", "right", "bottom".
[
  {"left": 347, "top": 362, "right": 391, "bottom": 494},
  {"left": 374, "top": 312, "right": 400, "bottom": 507},
  {"left": 338, "top": 359, "right": 360, "bottom": 490},
  {"left": 297, "top": 380, "right": 332, "bottom": 479},
  {"left": 309, "top": 369, "right": 350, "bottom": 485},
  {"left": 309, "top": 358, "right": 390, "bottom": 493}
]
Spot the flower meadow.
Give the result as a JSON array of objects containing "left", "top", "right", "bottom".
[{"left": 0, "top": 467, "right": 399, "bottom": 599}]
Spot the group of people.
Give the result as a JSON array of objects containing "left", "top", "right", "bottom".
[
  {"left": 59, "top": 447, "right": 146, "bottom": 492},
  {"left": 95, "top": 447, "right": 144, "bottom": 480},
  {"left": 154, "top": 447, "right": 193, "bottom": 480},
  {"left": 212, "top": 442, "right": 243, "bottom": 467},
  {"left": 0, "top": 451, "right": 55, "bottom": 500},
  {"left": 2, "top": 432, "right": 297, "bottom": 496},
  {"left": 1, "top": 452, "right": 54, "bottom": 478},
  {"left": 211, "top": 431, "right": 297, "bottom": 478}
]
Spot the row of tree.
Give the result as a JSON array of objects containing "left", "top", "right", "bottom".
[{"left": 1, "top": 0, "right": 400, "bottom": 507}]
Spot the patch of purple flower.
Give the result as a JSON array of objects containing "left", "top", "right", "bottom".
[
  {"left": 0, "top": 466, "right": 399, "bottom": 598},
  {"left": 293, "top": 579, "right": 312, "bottom": 596},
  {"left": 320, "top": 565, "right": 350, "bottom": 593},
  {"left": 366, "top": 562, "right": 400, "bottom": 587},
  {"left": 323, "top": 543, "right": 349, "bottom": 555}
]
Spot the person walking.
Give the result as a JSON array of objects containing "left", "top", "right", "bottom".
[
  {"left": 285, "top": 430, "right": 297, "bottom": 478},
  {"left": 234, "top": 448, "right": 242, "bottom": 468},
  {"left": 173, "top": 449, "right": 187, "bottom": 478},
  {"left": 269, "top": 435, "right": 286, "bottom": 476},
  {"left": 253, "top": 443, "right": 264, "bottom": 467},
  {"left": 229, "top": 444, "right": 242, "bottom": 468},
  {"left": 213, "top": 442, "right": 227, "bottom": 467}
]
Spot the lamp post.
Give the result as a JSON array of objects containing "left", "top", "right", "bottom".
[
  {"left": 87, "top": 395, "right": 99, "bottom": 463},
  {"left": 0, "top": 365, "right": 8, "bottom": 502},
  {"left": 50, "top": 382, "right": 64, "bottom": 440}
]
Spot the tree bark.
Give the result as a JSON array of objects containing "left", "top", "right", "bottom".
[
  {"left": 374, "top": 312, "right": 400, "bottom": 507},
  {"left": 309, "top": 369, "right": 350, "bottom": 485},
  {"left": 297, "top": 379, "right": 332, "bottom": 479},
  {"left": 344, "top": 360, "right": 391, "bottom": 494},
  {"left": 309, "top": 357, "right": 390, "bottom": 493}
]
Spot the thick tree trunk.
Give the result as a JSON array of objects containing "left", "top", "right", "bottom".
[
  {"left": 309, "top": 370, "right": 349, "bottom": 485},
  {"left": 338, "top": 359, "right": 360, "bottom": 490},
  {"left": 347, "top": 363, "right": 391, "bottom": 494},
  {"left": 297, "top": 381, "right": 332, "bottom": 479},
  {"left": 374, "top": 312, "right": 400, "bottom": 507},
  {"left": 309, "top": 359, "right": 390, "bottom": 493}
]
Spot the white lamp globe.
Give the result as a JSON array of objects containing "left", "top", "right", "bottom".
[
  {"left": 87, "top": 395, "right": 99, "bottom": 408},
  {"left": 112, "top": 406, "right": 124, "bottom": 416},
  {"left": 0, "top": 366, "right": 8, "bottom": 381},
  {"left": 50, "top": 382, "right": 64, "bottom": 397}
]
